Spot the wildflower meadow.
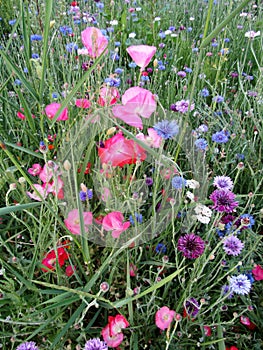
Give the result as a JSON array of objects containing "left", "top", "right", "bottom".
[{"left": 0, "top": 0, "right": 263, "bottom": 349}]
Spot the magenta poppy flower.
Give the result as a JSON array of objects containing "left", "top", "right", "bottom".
[
  {"left": 102, "top": 211, "right": 130, "bottom": 238},
  {"left": 109, "top": 315, "right": 129, "bottom": 336},
  {"left": 101, "top": 323, "right": 123, "bottom": 348},
  {"left": 75, "top": 99, "right": 91, "bottom": 108},
  {"left": 17, "top": 108, "right": 36, "bottom": 120},
  {"left": 45, "top": 102, "right": 68, "bottom": 121},
  {"left": 252, "top": 265, "right": 263, "bottom": 281},
  {"left": 28, "top": 163, "right": 42, "bottom": 176},
  {"left": 127, "top": 45, "right": 156, "bottom": 69},
  {"left": 81, "top": 27, "right": 108, "bottom": 58},
  {"left": 64, "top": 209, "right": 93, "bottom": 235},
  {"left": 155, "top": 306, "right": 175, "bottom": 330},
  {"left": 98, "top": 132, "right": 147, "bottom": 167},
  {"left": 112, "top": 87, "right": 157, "bottom": 129}
]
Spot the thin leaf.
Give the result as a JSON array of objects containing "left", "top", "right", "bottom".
[{"left": 0, "top": 202, "right": 42, "bottom": 216}]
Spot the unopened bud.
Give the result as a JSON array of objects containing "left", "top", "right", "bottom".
[
  {"left": 63, "top": 160, "right": 71, "bottom": 171},
  {"left": 9, "top": 183, "right": 16, "bottom": 190}
]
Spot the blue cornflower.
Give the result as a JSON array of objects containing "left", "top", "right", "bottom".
[
  {"left": 184, "top": 67, "right": 192, "bottom": 73},
  {"left": 114, "top": 41, "right": 121, "bottom": 47},
  {"left": 59, "top": 26, "right": 73, "bottom": 35},
  {"left": 96, "top": 2, "right": 104, "bottom": 9},
  {"left": 129, "top": 213, "right": 143, "bottom": 225},
  {"left": 240, "top": 214, "right": 255, "bottom": 229},
  {"left": 229, "top": 274, "right": 251, "bottom": 295},
  {"left": 213, "top": 95, "right": 224, "bottom": 103},
  {"left": 23, "top": 67, "right": 28, "bottom": 73},
  {"left": 79, "top": 189, "right": 93, "bottom": 201},
  {"left": 169, "top": 26, "right": 176, "bottom": 31},
  {"left": 187, "top": 27, "right": 193, "bottom": 32},
  {"left": 32, "top": 53, "right": 39, "bottom": 59},
  {"left": 141, "top": 75, "right": 149, "bottom": 82},
  {"left": 14, "top": 79, "right": 21, "bottom": 86},
  {"left": 66, "top": 43, "right": 78, "bottom": 53},
  {"left": 212, "top": 130, "right": 229, "bottom": 143},
  {"left": 110, "top": 51, "right": 119, "bottom": 61},
  {"left": 236, "top": 153, "right": 245, "bottom": 160},
  {"left": 153, "top": 120, "right": 179, "bottom": 139},
  {"left": 211, "top": 42, "right": 218, "bottom": 47},
  {"left": 246, "top": 272, "right": 255, "bottom": 284},
  {"left": 155, "top": 243, "right": 167, "bottom": 254},
  {"left": 52, "top": 92, "right": 59, "bottom": 99},
  {"left": 192, "top": 47, "right": 199, "bottom": 52},
  {"left": 104, "top": 77, "right": 120, "bottom": 87},
  {"left": 30, "top": 34, "right": 42, "bottom": 41},
  {"left": 107, "top": 27, "right": 114, "bottom": 33},
  {"left": 159, "top": 31, "right": 166, "bottom": 39},
  {"left": 195, "top": 138, "right": 208, "bottom": 151},
  {"left": 9, "top": 19, "right": 16, "bottom": 25},
  {"left": 221, "top": 285, "right": 234, "bottom": 299},
  {"left": 158, "top": 64, "right": 166, "bottom": 71},
  {"left": 172, "top": 176, "right": 186, "bottom": 190},
  {"left": 200, "top": 88, "right": 209, "bottom": 97},
  {"left": 224, "top": 38, "right": 230, "bottom": 42},
  {"left": 128, "top": 62, "right": 137, "bottom": 68},
  {"left": 115, "top": 68, "right": 123, "bottom": 74}
]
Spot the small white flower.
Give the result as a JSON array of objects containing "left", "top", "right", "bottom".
[
  {"left": 154, "top": 17, "right": 161, "bottom": 22},
  {"left": 186, "top": 191, "right": 195, "bottom": 202},
  {"left": 245, "top": 30, "right": 260, "bottom": 39},
  {"left": 195, "top": 214, "right": 211, "bottom": 224},
  {"left": 189, "top": 17, "right": 195, "bottom": 21},
  {"left": 164, "top": 30, "right": 172, "bottom": 35},
  {"left": 109, "top": 20, "right": 118, "bottom": 25},
  {"left": 186, "top": 180, "right": 200, "bottom": 189},
  {"left": 129, "top": 32, "right": 136, "bottom": 38},
  {"left": 136, "top": 7, "right": 142, "bottom": 11}
]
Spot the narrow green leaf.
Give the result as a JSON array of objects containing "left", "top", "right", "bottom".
[
  {"left": 0, "top": 202, "right": 42, "bottom": 216},
  {"left": 3, "top": 141, "right": 44, "bottom": 160}
]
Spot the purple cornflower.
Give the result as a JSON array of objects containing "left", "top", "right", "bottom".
[
  {"left": 177, "top": 70, "right": 187, "bottom": 78},
  {"left": 195, "top": 138, "right": 208, "bottom": 151},
  {"left": 210, "top": 189, "right": 238, "bottom": 213},
  {"left": 212, "top": 95, "right": 224, "bottom": 103},
  {"left": 145, "top": 177, "right": 153, "bottom": 186},
  {"left": 16, "top": 342, "right": 39, "bottom": 350},
  {"left": 174, "top": 99, "right": 195, "bottom": 113},
  {"left": 221, "top": 284, "right": 234, "bottom": 298},
  {"left": 85, "top": 338, "right": 108, "bottom": 350},
  {"left": 184, "top": 297, "right": 200, "bottom": 318},
  {"left": 177, "top": 233, "right": 205, "bottom": 259},
  {"left": 212, "top": 130, "right": 229, "bottom": 143},
  {"left": 229, "top": 274, "right": 251, "bottom": 295},
  {"left": 223, "top": 235, "right": 244, "bottom": 256},
  {"left": 172, "top": 176, "right": 186, "bottom": 190},
  {"left": 213, "top": 176, "right": 233, "bottom": 190},
  {"left": 153, "top": 120, "right": 179, "bottom": 139}
]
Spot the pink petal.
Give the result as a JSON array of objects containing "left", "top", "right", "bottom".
[
  {"left": 126, "top": 45, "right": 156, "bottom": 68},
  {"left": 112, "top": 105, "right": 143, "bottom": 129},
  {"left": 81, "top": 27, "right": 108, "bottom": 58},
  {"left": 75, "top": 99, "right": 91, "bottom": 108}
]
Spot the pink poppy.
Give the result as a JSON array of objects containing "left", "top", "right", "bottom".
[
  {"left": 81, "top": 27, "right": 108, "bottom": 58},
  {"left": 252, "top": 265, "right": 263, "bottom": 281},
  {"left": 112, "top": 87, "right": 157, "bottom": 129},
  {"left": 101, "top": 324, "right": 124, "bottom": 348},
  {"left": 39, "top": 163, "right": 60, "bottom": 183},
  {"left": 98, "top": 87, "right": 120, "bottom": 106},
  {"left": 98, "top": 132, "right": 147, "bottom": 167},
  {"left": 75, "top": 99, "right": 91, "bottom": 108},
  {"left": 45, "top": 102, "right": 68, "bottom": 121},
  {"left": 65, "top": 265, "right": 76, "bottom": 277},
  {"left": 49, "top": 176, "right": 64, "bottom": 200},
  {"left": 129, "top": 263, "right": 137, "bottom": 277},
  {"left": 155, "top": 306, "right": 175, "bottom": 330},
  {"left": 27, "top": 184, "right": 50, "bottom": 201},
  {"left": 64, "top": 209, "right": 93, "bottom": 235},
  {"left": 28, "top": 163, "right": 42, "bottom": 176},
  {"left": 17, "top": 108, "right": 36, "bottom": 120},
  {"left": 126, "top": 45, "right": 156, "bottom": 69},
  {"left": 136, "top": 128, "right": 162, "bottom": 148},
  {"left": 109, "top": 315, "right": 129, "bottom": 335},
  {"left": 102, "top": 211, "right": 130, "bottom": 238}
]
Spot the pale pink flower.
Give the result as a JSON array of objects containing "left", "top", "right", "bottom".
[
  {"left": 81, "top": 27, "right": 108, "bottom": 58},
  {"left": 39, "top": 163, "right": 60, "bottom": 183},
  {"left": 155, "top": 306, "right": 175, "bottom": 330},
  {"left": 112, "top": 87, "right": 157, "bottom": 129},
  {"left": 28, "top": 163, "right": 42, "bottom": 176},
  {"left": 27, "top": 184, "right": 50, "bottom": 201},
  {"left": 64, "top": 209, "right": 93, "bottom": 235},
  {"left": 45, "top": 102, "right": 68, "bottom": 121},
  {"left": 127, "top": 45, "right": 157, "bottom": 69},
  {"left": 136, "top": 128, "right": 162, "bottom": 148},
  {"left": 102, "top": 211, "right": 130, "bottom": 238},
  {"left": 75, "top": 99, "right": 91, "bottom": 108}
]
